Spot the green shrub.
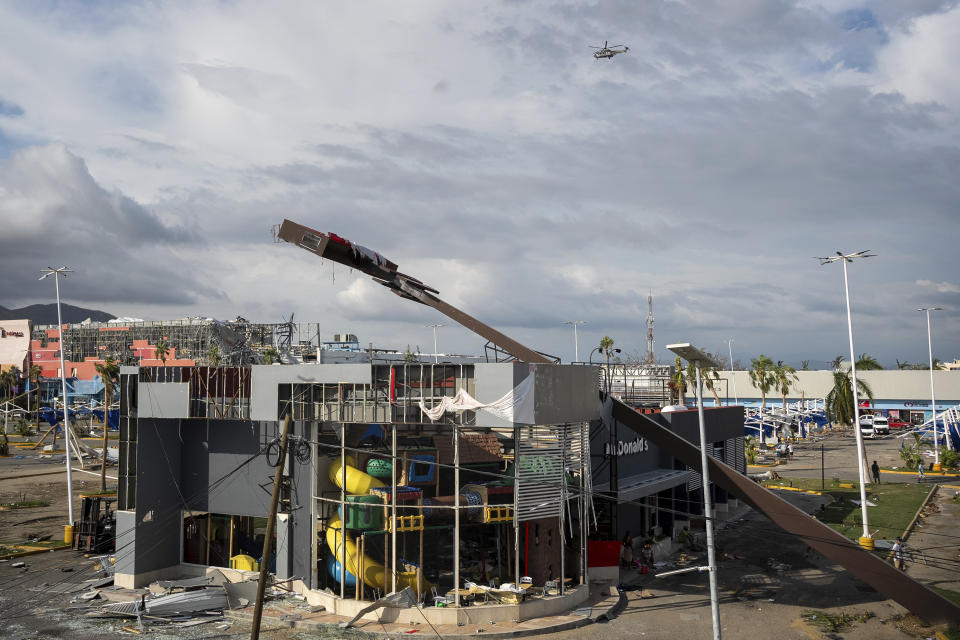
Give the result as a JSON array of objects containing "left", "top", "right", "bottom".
[{"left": 940, "top": 446, "right": 959, "bottom": 471}]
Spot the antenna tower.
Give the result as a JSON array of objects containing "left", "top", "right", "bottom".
[{"left": 646, "top": 291, "right": 655, "bottom": 364}]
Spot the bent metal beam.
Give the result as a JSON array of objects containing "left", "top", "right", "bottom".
[
  {"left": 610, "top": 398, "right": 960, "bottom": 627},
  {"left": 276, "top": 219, "right": 550, "bottom": 364}
]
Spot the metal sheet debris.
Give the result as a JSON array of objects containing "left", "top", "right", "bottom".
[
  {"left": 153, "top": 575, "right": 214, "bottom": 591},
  {"left": 145, "top": 589, "right": 228, "bottom": 616},
  {"left": 224, "top": 580, "right": 259, "bottom": 610}
]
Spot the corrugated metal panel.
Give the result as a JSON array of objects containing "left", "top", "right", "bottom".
[
  {"left": 516, "top": 426, "right": 564, "bottom": 522},
  {"left": 726, "top": 437, "right": 746, "bottom": 474}
]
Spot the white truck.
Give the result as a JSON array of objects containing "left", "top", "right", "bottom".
[
  {"left": 872, "top": 416, "right": 889, "bottom": 436},
  {"left": 858, "top": 414, "right": 875, "bottom": 438}
]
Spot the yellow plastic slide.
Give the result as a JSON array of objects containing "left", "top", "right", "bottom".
[{"left": 326, "top": 457, "right": 429, "bottom": 593}]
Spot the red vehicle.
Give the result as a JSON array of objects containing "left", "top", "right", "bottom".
[{"left": 888, "top": 417, "right": 908, "bottom": 430}]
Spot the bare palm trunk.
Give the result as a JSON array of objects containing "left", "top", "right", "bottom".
[
  {"left": 760, "top": 394, "right": 766, "bottom": 444},
  {"left": 710, "top": 386, "right": 721, "bottom": 406}
]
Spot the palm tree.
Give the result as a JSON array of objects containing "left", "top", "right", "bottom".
[
  {"left": 896, "top": 359, "right": 913, "bottom": 371},
  {"left": 701, "top": 366, "right": 722, "bottom": 406},
  {"left": 830, "top": 355, "right": 845, "bottom": 372},
  {"left": 94, "top": 357, "right": 120, "bottom": 492},
  {"left": 154, "top": 340, "right": 170, "bottom": 365},
  {"left": 262, "top": 347, "right": 280, "bottom": 365},
  {"left": 800, "top": 360, "right": 810, "bottom": 371},
  {"left": 773, "top": 361, "right": 799, "bottom": 439},
  {"left": 0, "top": 369, "right": 13, "bottom": 401},
  {"left": 672, "top": 356, "right": 688, "bottom": 405},
  {"left": 206, "top": 344, "right": 221, "bottom": 367},
  {"left": 599, "top": 336, "right": 614, "bottom": 393},
  {"left": 825, "top": 369, "right": 874, "bottom": 427},
  {"left": 749, "top": 355, "right": 774, "bottom": 411},
  {"left": 855, "top": 353, "right": 883, "bottom": 370},
  {"left": 0, "top": 369, "right": 12, "bottom": 436},
  {"left": 749, "top": 355, "right": 775, "bottom": 442}
]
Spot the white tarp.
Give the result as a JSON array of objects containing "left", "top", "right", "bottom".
[{"left": 418, "top": 371, "right": 535, "bottom": 424}]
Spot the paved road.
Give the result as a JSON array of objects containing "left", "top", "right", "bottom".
[
  {"left": 758, "top": 430, "right": 942, "bottom": 484},
  {"left": 542, "top": 491, "right": 944, "bottom": 640}
]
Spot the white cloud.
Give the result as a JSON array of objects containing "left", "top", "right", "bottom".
[
  {"left": 875, "top": 5, "right": 960, "bottom": 108},
  {"left": 917, "top": 279, "right": 960, "bottom": 294}
]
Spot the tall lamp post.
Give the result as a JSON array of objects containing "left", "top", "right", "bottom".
[
  {"left": 667, "top": 342, "right": 722, "bottom": 640},
  {"left": 918, "top": 307, "right": 946, "bottom": 467},
  {"left": 39, "top": 266, "right": 75, "bottom": 544},
  {"left": 727, "top": 338, "right": 738, "bottom": 405},
  {"left": 817, "top": 250, "right": 875, "bottom": 550},
  {"left": 426, "top": 323, "right": 443, "bottom": 364},
  {"left": 563, "top": 320, "right": 586, "bottom": 362}
]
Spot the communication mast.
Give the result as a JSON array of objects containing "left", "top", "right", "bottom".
[{"left": 646, "top": 291, "right": 655, "bottom": 364}]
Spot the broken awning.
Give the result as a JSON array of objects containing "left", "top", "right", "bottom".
[{"left": 595, "top": 468, "right": 693, "bottom": 501}]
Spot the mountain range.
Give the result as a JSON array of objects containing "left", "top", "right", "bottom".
[{"left": 0, "top": 303, "right": 116, "bottom": 325}]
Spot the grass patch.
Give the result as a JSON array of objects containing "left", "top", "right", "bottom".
[
  {"left": 0, "top": 500, "right": 48, "bottom": 510},
  {"left": 801, "top": 609, "right": 874, "bottom": 632},
  {"left": 931, "top": 586, "right": 960, "bottom": 607},
  {"left": 764, "top": 477, "right": 931, "bottom": 541}
]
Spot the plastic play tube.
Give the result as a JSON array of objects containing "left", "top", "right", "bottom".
[{"left": 326, "top": 456, "right": 430, "bottom": 592}]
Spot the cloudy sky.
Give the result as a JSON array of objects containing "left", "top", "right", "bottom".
[{"left": 0, "top": 1, "right": 958, "bottom": 368}]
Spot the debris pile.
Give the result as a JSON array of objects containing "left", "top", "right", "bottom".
[{"left": 63, "top": 560, "right": 290, "bottom": 634}]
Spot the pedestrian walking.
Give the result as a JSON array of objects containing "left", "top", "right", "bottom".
[
  {"left": 871, "top": 460, "right": 881, "bottom": 484},
  {"left": 621, "top": 531, "right": 634, "bottom": 568},
  {"left": 788, "top": 443, "right": 794, "bottom": 459},
  {"left": 892, "top": 536, "right": 905, "bottom": 571},
  {"left": 917, "top": 461, "right": 925, "bottom": 481}
]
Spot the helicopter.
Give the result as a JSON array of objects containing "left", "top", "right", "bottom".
[{"left": 590, "top": 41, "right": 629, "bottom": 60}]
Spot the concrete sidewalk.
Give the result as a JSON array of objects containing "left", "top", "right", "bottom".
[{"left": 226, "top": 585, "right": 626, "bottom": 639}]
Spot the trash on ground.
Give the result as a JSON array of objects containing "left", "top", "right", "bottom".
[{"left": 766, "top": 558, "right": 792, "bottom": 572}]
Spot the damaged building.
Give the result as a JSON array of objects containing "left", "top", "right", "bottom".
[{"left": 112, "top": 358, "right": 746, "bottom": 625}]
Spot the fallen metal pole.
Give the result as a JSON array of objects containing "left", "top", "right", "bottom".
[
  {"left": 655, "top": 565, "right": 710, "bottom": 578},
  {"left": 250, "top": 412, "right": 293, "bottom": 640}
]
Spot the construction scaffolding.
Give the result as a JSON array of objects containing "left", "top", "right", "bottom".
[{"left": 32, "top": 318, "right": 331, "bottom": 366}]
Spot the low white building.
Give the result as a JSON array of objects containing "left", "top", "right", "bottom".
[{"left": 711, "top": 370, "right": 960, "bottom": 424}]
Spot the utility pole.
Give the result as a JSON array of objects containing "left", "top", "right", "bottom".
[
  {"left": 39, "top": 266, "right": 75, "bottom": 544},
  {"left": 250, "top": 412, "right": 293, "bottom": 640},
  {"left": 646, "top": 292, "right": 655, "bottom": 364},
  {"left": 426, "top": 324, "right": 443, "bottom": 364},
  {"left": 563, "top": 320, "right": 586, "bottom": 362},
  {"left": 727, "top": 339, "right": 738, "bottom": 405}
]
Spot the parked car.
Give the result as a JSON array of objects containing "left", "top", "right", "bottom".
[
  {"left": 873, "top": 416, "right": 889, "bottom": 436},
  {"left": 858, "top": 415, "right": 875, "bottom": 438},
  {"left": 888, "top": 418, "right": 908, "bottom": 430}
]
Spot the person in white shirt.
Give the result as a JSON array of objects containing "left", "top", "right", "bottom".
[{"left": 892, "top": 537, "right": 905, "bottom": 571}]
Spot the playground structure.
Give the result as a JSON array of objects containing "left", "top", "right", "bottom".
[{"left": 307, "top": 386, "right": 597, "bottom": 610}]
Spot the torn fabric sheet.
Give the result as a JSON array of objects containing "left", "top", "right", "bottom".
[{"left": 418, "top": 373, "right": 535, "bottom": 424}]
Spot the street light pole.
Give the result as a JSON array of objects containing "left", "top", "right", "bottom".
[
  {"left": 563, "top": 321, "right": 586, "bottom": 362},
  {"left": 667, "top": 343, "right": 721, "bottom": 640},
  {"left": 919, "top": 307, "right": 945, "bottom": 463},
  {"left": 40, "top": 266, "right": 75, "bottom": 543},
  {"left": 817, "top": 250, "right": 875, "bottom": 549},
  {"left": 727, "top": 339, "right": 738, "bottom": 405},
  {"left": 426, "top": 324, "right": 443, "bottom": 364}
]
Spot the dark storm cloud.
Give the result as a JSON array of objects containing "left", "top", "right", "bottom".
[
  {"left": 0, "top": 144, "right": 223, "bottom": 306},
  {"left": 0, "top": 97, "right": 24, "bottom": 117}
]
